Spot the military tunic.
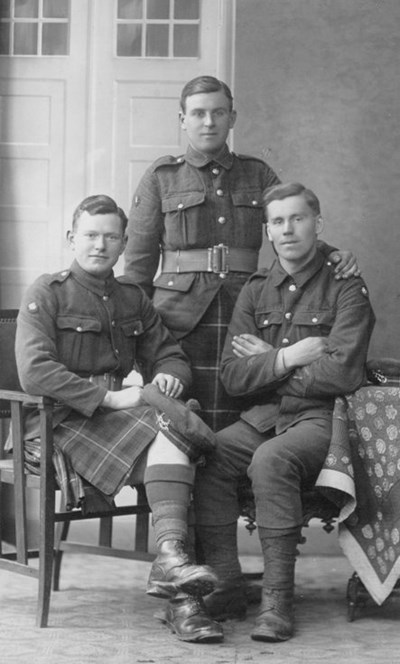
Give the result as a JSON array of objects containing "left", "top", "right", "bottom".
[
  {"left": 221, "top": 250, "right": 376, "bottom": 432},
  {"left": 124, "top": 143, "right": 280, "bottom": 429},
  {"left": 195, "top": 249, "right": 376, "bottom": 529},
  {"left": 16, "top": 260, "right": 192, "bottom": 496}
]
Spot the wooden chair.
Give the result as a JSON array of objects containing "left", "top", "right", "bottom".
[{"left": 0, "top": 309, "right": 153, "bottom": 627}]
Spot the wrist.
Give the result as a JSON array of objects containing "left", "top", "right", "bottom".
[
  {"left": 101, "top": 390, "right": 115, "bottom": 408},
  {"left": 274, "top": 349, "right": 289, "bottom": 378}
]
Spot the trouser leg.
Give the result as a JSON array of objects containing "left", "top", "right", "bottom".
[
  {"left": 248, "top": 418, "right": 332, "bottom": 642},
  {"left": 194, "top": 421, "right": 265, "bottom": 620},
  {"left": 248, "top": 418, "right": 332, "bottom": 529}
]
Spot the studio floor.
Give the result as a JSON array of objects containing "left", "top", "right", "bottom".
[{"left": 1, "top": 551, "right": 400, "bottom": 664}]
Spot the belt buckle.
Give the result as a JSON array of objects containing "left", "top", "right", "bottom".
[{"left": 208, "top": 244, "right": 229, "bottom": 273}]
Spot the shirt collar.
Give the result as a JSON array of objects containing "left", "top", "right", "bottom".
[
  {"left": 70, "top": 260, "right": 117, "bottom": 297},
  {"left": 184, "top": 143, "right": 234, "bottom": 170},
  {"left": 269, "top": 249, "right": 326, "bottom": 288}
]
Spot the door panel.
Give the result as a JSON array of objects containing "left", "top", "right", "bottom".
[
  {"left": 0, "top": 0, "right": 235, "bottom": 304},
  {"left": 90, "top": 0, "right": 235, "bottom": 214},
  {"left": 0, "top": 0, "right": 90, "bottom": 305}
]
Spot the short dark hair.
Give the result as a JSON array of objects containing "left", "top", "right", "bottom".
[
  {"left": 72, "top": 195, "right": 128, "bottom": 233},
  {"left": 180, "top": 75, "right": 234, "bottom": 113},
  {"left": 263, "top": 182, "right": 321, "bottom": 217}
]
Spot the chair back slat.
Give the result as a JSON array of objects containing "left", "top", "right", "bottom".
[{"left": 0, "top": 310, "right": 20, "bottom": 418}]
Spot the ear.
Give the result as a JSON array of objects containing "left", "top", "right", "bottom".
[
  {"left": 229, "top": 109, "right": 237, "bottom": 129},
  {"left": 120, "top": 234, "right": 128, "bottom": 255},
  {"left": 315, "top": 216, "right": 324, "bottom": 235},
  {"left": 66, "top": 229, "right": 75, "bottom": 250},
  {"left": 179, "top": 110, "right": 186, "bottom": 131},
  {"left": 265, "top": 222, "right": 273, "bottom": 242}
]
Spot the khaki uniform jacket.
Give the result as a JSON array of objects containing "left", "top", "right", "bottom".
[
  {"left": 16, "top": 261, "right": 191, "bottom": 438},
  {"left": 220, "top": 250, "right": 375, "bottom": 435},
  {"left": 123, "top": 144, "right": 280, "bottom": 338}
]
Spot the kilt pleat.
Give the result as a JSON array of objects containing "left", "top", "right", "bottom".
[
  {"left": 55, "top": 402, "right": 200, "bottom": 497},
  {"left": 181, "top": 288, "right": 242, "bottom": 432}
]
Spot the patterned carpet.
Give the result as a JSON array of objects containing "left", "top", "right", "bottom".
[{"left": 1, "top": 552, "right": 400, "bottom": 664}]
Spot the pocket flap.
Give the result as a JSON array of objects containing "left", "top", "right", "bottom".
[
  {"left": 154, "top": 272, "right": 196, "bottom": 293},
  {"left": 255, "top": 311, "right": 283, "bottom": 329},
  {"left": 292, "top": 310, "right": 334, "bottom": 326},
  {"left": 231, "top": 191, "right": 263, "bottom": 208},
  {"left": 121, "top": 319, "right": 144, "bottom": 337},
  {"left": 56, "top": 315, "right": 101, "bottom": 332},
  {"left": 161, "top": 191, "right": 205, "bottom": 213}
]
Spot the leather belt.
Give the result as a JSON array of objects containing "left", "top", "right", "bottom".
[
  {"left": 88, "top": 373, "right": 123, "bottom": 391},
  {"left": 162, "top": 246, "right": 258, "bottom": 274}
]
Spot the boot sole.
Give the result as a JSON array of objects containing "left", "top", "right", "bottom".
[
  {"left": 147, "top": 574, "right": 216, "bottom": 599},
  {"left": 251, "top": 628, "right": 293, "bottom": 642},
  {"left": 163, "top": 619, "right": 224, "bottom": 643}
]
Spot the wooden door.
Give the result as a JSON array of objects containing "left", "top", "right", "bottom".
[{"left": 0, "top": 0, "right": 235, "bottom": 305}]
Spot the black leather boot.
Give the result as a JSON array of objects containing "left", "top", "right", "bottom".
[
  {"left": 159, "top": 593, "right": 224, "bottom": 643},
  {"left": 147, "top": 539, "right": 218, "bottom": 599},
  {"left": 250, "top": 527, "right": 300, "bottom": 642},
  {"left": 251, "top": 588, "right": 294, "bottom": 642}
]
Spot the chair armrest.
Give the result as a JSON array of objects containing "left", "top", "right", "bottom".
[{"left": 0, "top": 388, "right": 53, "bottom": 406}]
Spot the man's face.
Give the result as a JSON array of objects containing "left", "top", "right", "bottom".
[
  {"left": 180, "top": 90, "right": 236, "bottom": 155},
  {"left": 68, "top": 211, "right": 127, "bottom": 277},
  {"left": 266, "top": 195, "right": 323, "bottom": 272}
]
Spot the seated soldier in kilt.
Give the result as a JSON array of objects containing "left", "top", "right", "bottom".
[{"left": 15, "top": 194, "right": 223, "bottom": 644}]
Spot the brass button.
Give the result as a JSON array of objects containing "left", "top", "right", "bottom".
[
  {"left": 177, "top": 203, "right": 184, "bottom": 209},
  {"left": 103, "top": 295, "right": 109, "bottom": 301},
  {"left": 219, "top": 273, "right": 227, "bottom": 279},
  {"left": 216, "top": 189, "right": 224, "bottom": 197},
  {"left": 212, "top": 167, "right": 220, "bottom": 175},
  {"left": 168, "top": 279, "right": 174, "bottom": 286},
  {"left": 217, "top": 216, "right": 226, "bottom": 224},
  {"left": 288, "top": 284, "right": 297, "bottom": 292},
  {"left": 263, "top": 319, "right": 269, "bottom": 325},
  {"left": 282, "top": 338, "right": 290, "bottom": 345},
  {"left": 285, "top": 312, "right": 292, "bottom": 320},
  {"left": 111, "top": 320, "right": 116, "bottom": 327},
  {"left": 76, "top": 326, "right": 83, "bottom": 332},
  {"left": 312, "top": 317, "right": 318, "bottom": 323},
  {"left": 252, "top": 200, "right": 258, "bottom": 206}
]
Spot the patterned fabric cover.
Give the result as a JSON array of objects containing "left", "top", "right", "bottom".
[{"left": 316, "top": 386, "right": 400, "bottom": 604}]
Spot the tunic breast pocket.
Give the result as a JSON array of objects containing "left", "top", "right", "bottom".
[
  {"left": 118, "top": 319, "right": 144, "bottom": 368},
  {"left": 56, "top": 315, "right": 101, "bottom": 371},
  {"left": 231, "top": 191, "right": 265, "bottom": 247},
  {"left": 162, "top": 191, "right": 206, "bottom": 246},
  {"left": 291, "top": 310, "right": 335, "bottom": 337},
  {"left": 255, "top": 311, "right": 283, "bottom": 341}
]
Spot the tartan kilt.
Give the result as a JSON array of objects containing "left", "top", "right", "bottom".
[
  {"left": 180, "top": 288, "right": 242, "bottom": 432},
  {"left": 55, "top": 404, "right": 200, "bottom": 497}
]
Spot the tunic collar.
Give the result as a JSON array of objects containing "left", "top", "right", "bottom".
[
  {"left": 269, "top": 249, "right": 326, "bottom": 288},
  {"left": 184, "top": 143, "right": 234, "bottom": 170},
  {"left": 70, "top": 260, "right": 117, "bottom": 297}
]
